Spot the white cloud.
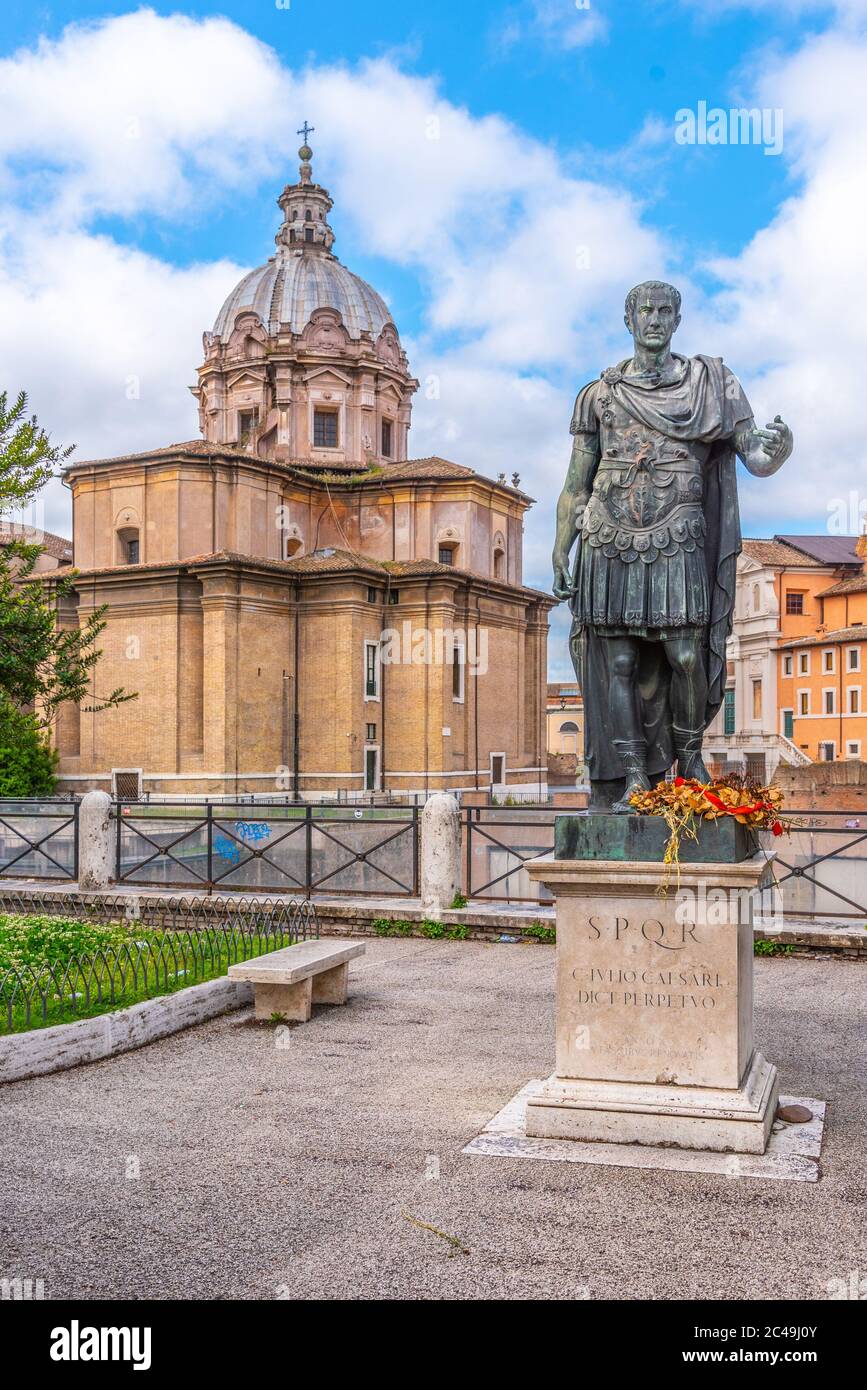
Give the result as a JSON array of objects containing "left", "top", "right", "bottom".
[
  {"left": 3, "top": 3, "right": 867, "bottom": 688},
  {"left": 0, "top": 218, "right": 244, "bottom": 535},
  {"left": 679, "top": 0, "right": 867, "bottom": 17},
  {"left": 496, "top": 0, "right": 609, "bottom": 54},
  {"left": 684, "top": 28, "right": 867, "bottom": 531},
  {"left": 0, "top": 8, "right": 665, "bottom": 568},
  {"left": 0, "top": 9, "right": 288, "bottom": 222}
]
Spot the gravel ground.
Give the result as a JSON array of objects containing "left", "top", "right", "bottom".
[{"left": 0, "top": 940, "right": 864, "bottom": 1301}]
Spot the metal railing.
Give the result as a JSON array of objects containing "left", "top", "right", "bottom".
[
  {"left": 0, "top": 802, "right": 78, "bottom": 880},
  {"left": 114, "top": 802, "right": 419, "bottom": 897},
  {"left": 462, "top": 805, "right": 867, "bottom": 918},
  {"left": 2, "top": 797, "right": 865, "bottom": 920},
  {"left": 0, "top": 894, "right": 317, "bottom": 1033},
  {"left": 0, "top": 889, "right": 318, "bottom": 936},
  {"left": 463, "top": 806, "right": 556, "bottom": 903},
  {"left": 760, "top": 811, "right": 867, "bottom": 920}
]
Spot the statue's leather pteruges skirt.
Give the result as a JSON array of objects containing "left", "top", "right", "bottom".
[{"left": 572, "top": 489, "right": 709, "bottom": 638}]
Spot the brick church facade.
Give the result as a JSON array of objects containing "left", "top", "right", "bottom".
[{"left": 53, "top": 141, "right": 553, "bottom": 798}]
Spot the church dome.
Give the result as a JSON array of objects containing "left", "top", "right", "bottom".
[
  {"left": 213, "top": 254, "right": 393, "bottom": 342},
  {"left": 211, "top": 137, "right": 396, "bottom": 345}
]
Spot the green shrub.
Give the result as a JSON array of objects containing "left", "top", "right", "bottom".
[
  {"left": 754, "top": 938, "right": 794, "bottom": 957},
  {"left": 0, "top": 695, "right": 58, "bottom": 797},
  {"left": 524, "top": 922, "right": 556, "bottom": 944}
]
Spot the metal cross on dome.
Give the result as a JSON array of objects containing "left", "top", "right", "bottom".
[{"left": 297, "top": 122, "right": 315, "bottom": 143}]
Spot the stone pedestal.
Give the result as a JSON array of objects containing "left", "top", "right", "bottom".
[{"left": 524, "top": 847, "right": 779, "bottom": 1154}]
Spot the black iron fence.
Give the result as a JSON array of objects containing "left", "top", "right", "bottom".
[
  {"left": 2, "top": 798, "right": 866, "bottom": 921},
  {"left": 463, "top": 806, "right": 555, "bottom": 903},
  {"left": 462, "top": 806, "right": 867, "bottom": 919},
  {"left": 114, "top": 802, "right": 419, "bottom": 896},
  {"left": 0, "top": 802, "right": 78, "bottom": 880},
  {"left": 0, "top": 892, "right": 318, "bottom": 1033}
]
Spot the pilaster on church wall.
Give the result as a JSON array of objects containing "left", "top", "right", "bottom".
[
  {"left": 71, "top": 482, "right": 95, "bottom": 570},
  {"left": 198, "top": 573, "right": 240, "bottom": 779}
]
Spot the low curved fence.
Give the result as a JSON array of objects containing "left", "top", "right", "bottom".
[{"left": 0, "top": 893, "right": 318, "bottom": 1034}]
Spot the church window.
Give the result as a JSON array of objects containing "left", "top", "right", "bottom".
[
  {"left": 117, "top": 527, "right": 140, "bottom": 565},
  {"left": 438, "top": 544, "right": 456, "bottom": 566},
  {"left": 305, "top": 227, "right": 314, "bottom": 242},
  {"left": 238, "top": 408, "right": 258, "bottom": 441},
  {"left": 452, "top": 643, "right": 465, "bottom": 703},
  {"left": 305, "top": 210, "right": 312, "bottom": 221},
  {"left": 493, "top": 546, "right": 505, "bottom": 579},
  {"left": 364, "top": 641, "right": 380, "bottom": 700},
  {"left": 314, "top": 408, "right": 339, "bottom": 448},
  {"left": 381, "top": 418, "right": 393, "bottom": 458}
]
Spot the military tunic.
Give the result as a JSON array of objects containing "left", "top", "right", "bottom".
[{"left": 570, "top": 354, "right": 752, "bottom": 639}]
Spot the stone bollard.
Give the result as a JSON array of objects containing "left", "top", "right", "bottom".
[
  {"left": 420, "top": 792, "right": 461, "bottom": 919},
  {"left": 78, "top": 790, "right": 114, "bottom": 890}
]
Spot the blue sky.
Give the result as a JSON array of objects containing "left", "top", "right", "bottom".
[{"left": 1, "top": 0, "right": 866, "bottom": 676}]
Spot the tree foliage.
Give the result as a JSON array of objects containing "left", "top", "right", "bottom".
[
  {"left": 0, "top": 389, "right": 134, "bottom": 724},
  {"left": 0, "top": 695, "right": 58, "bottom": 796}
]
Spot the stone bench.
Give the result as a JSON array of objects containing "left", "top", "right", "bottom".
[{"left": 228, "top": 940, "right": 365, "bottom": 1022}]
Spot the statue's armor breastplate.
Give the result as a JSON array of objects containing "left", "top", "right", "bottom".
[{"left": 583, "top": 400, "right": 709, "bottom": 564}]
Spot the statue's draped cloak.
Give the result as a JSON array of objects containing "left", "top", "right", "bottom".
[{"left": 569, "top": 354, "right": 749, "bottom": 783}]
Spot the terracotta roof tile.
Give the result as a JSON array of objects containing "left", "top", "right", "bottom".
[
  {"left": 816, "top": 573, "right": 867, "bottom": 598},
  {"left": 741, "top": 538, "right": 823, "bottom": 568},
  {"left": 66, "top": 546, "right": 552, "bottom": 600},
  {"left": 0, "top": 523, "right": 73, "bottom": 563},
  {"left": 780, "top": 625, "right": 867, "bottom": 648}
]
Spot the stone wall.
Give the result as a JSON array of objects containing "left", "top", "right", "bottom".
[{"left": 776, "top": 759, "right": 867, "bottom": 811}]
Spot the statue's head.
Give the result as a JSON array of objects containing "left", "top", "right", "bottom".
[{"left": 624, "top": 281, "right": 681, "bottom": 351}]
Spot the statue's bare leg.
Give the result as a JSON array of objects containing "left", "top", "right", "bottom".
[
  {"left": 608, "top": 636, "right": 651, "bottom": 812},
  {"left": 662, "top": 634, "right": 711, "bottom": 781}
]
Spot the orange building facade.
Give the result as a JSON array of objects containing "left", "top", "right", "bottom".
[{"left": 779, "top": 557, "right": 867, "bottom": 762}]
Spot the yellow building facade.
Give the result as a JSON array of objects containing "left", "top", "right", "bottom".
[{"left": 52, "top": 144, "right": 553, "bottom": 798}]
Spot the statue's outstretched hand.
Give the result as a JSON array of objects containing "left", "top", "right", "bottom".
[{"left": 756, "top": 415, "right": 793, "bottom": 464}]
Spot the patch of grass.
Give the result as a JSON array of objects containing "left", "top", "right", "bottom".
[
  {"left": 449, "top": 893, "right": 468, "bottom": 910},
  {"left": 753, "top": 938, "right": 795, "bottom": 957},
  {"left": 371, "top": 917, "right": 414, "bottom": 937},
  {"left": 0, "top": 914, "right": 295, "bottom": 1035},
  {"left": 371, "top": 917, "right": 470, "bottom": 941},
  {"left": 524, "top": 922, "right": 556, "bottom": 944},
  {"left": 401, "top": 1211, "right": 471, "bottom": 1257}
]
